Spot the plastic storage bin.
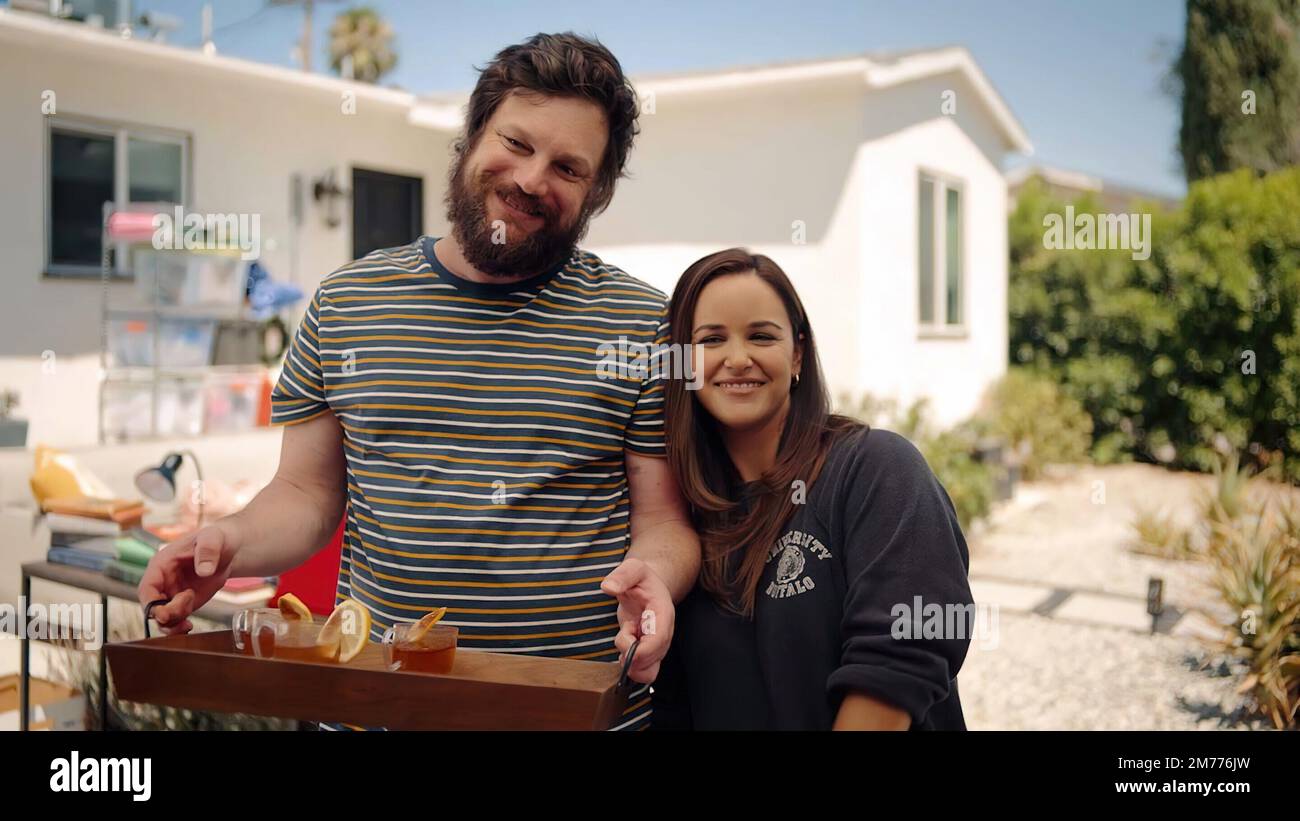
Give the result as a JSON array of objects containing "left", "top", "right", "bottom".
[
  {"left": 203, "top": 370, "right": 264, "bottom": 433},
  {"left": 107, "top": 318, "right": 216, "bottom": 368},
  {"left": 101, "top": 378, "right": 204, "bottom": 441},
  {"left": 133, "top": 250, "right": 249, "bottom": 307}
]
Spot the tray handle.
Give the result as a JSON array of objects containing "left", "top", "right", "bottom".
[
  {"left": 143, "top": 598, "right": 170, "bottom": 639},
  {"left": 617, "top": 635, "right": 641, "bottom": 691}
]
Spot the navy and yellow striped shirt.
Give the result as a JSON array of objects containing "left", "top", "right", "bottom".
[{"left": 270, "top": 236, "right": 666, "bottom": 730}]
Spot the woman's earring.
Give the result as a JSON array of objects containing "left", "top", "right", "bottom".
[{"left": 791, "top": 373, "right": 800, "bottom": 390}]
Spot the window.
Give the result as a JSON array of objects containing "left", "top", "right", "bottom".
[
  {"left": 49, "top": 128, "right": 114, "bottom": 271},
  {"left": 46, "top": 118, "right": 188, "bottom": 277},
  {"left": 917, "top": 172, "right": 964, "bottom": 332}
]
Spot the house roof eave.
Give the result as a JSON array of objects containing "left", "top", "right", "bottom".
[{"left": 0, "top": 8, "right": 417, "bottom": 110}]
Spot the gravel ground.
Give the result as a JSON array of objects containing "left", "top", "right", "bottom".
[
  {"left": 966, "top": 463, "right": 1226, "bottom": 615},
  {"left": 957, "top": 463, "right": 1282, "bottom": 730},
  {"left": 959, "top": 612, "right": 1264, "bottom": 730}
]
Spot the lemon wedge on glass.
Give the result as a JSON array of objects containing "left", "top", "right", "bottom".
[
  {"left": 405, "top": 606, "right": 449, "bottom": 644},
  {"left": 317, "top": 598, "right": 372, "bottom": 663}
]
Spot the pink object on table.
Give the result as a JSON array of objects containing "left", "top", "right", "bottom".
[
  {"left": 106, "top": 211, "right": 160, "bottom": 242},
  {"left": 221, "top": 577, "right": 268, "bottom": 592}
]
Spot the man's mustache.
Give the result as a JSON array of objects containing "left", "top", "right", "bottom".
[{"left": 492, "top": 184, "right": 552, "bottom": 223}]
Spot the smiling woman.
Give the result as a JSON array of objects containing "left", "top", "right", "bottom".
[
  {"left": 665, "top": 249, "right": 853, "bottom": 615},
  {"left": 655, "top": 248, "right": 975, "bottom": 731}
]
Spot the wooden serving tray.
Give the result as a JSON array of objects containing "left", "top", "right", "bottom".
[{"left": 106, "top": 630, "right": 632, "bottom": 730}]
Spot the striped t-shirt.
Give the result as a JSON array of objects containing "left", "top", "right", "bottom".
[{"left": 270, "top": 236, "right": 667, "bottom": 731}]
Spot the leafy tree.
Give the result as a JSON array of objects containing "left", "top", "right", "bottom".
[
  {"left": 328, "top": 6, "right": 397, "bottom": 84},
  {"left": 1175, "top": 0, "right": 1300, "bottom": 182}
]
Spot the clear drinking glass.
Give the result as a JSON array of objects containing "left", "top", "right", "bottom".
[
  {"left": 231, "top": 607, "right": 278, "bottom": 655},
  {"left": 382, "top": 623, "right": 458, "bottom": 673},
  {"left": 250, "top": 611, "right": 339, "bottom": 663}
]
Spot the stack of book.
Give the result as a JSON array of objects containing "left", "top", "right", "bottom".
[
  {"left": 44, "top": 496, "right": 156, "bottom": 579},
  {"left": 42, "top": 495, "right": 275, "bottom": 605}
]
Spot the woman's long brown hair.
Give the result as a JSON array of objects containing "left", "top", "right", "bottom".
[{"left": 665, "top": 248, "right": 864, "bottom": 617}]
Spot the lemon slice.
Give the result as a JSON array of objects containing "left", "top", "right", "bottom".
[
  {"left": 406, "top": 606, "right": 448, "bottom": 643},
  {"left": 277, "top": 593, "right": 312, "bottom": 621},
  {"left": 318, "top": 598, "right": 372, "bottom": 663}
]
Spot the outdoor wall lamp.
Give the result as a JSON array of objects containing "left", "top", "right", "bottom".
[{"left": 312, "top": 169, "right": 350, "bottom": 229}]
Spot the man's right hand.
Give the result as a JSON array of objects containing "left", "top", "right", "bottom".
[{"left": 137, "top": 522, "right": 241, "bottom": 635}]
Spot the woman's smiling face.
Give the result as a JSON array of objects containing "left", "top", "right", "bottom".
[{"left": 690, "top": 271, "right": 802, "bottom": 434}]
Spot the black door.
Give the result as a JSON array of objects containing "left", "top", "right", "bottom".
[{"left": 352, "top": 167, "right": 423, "bottom": 258}]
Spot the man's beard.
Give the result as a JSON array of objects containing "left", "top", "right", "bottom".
[{"left": 444, "top": 152, "right": 594, "bottom": 278}]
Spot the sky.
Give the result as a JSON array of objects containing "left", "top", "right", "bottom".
[{"left": 66, "top": 0, "right": 1190, "bottom": 197}]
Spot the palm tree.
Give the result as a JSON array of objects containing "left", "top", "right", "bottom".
[{"left": 327, "top": 6, "right": 397, "bottom": 84}]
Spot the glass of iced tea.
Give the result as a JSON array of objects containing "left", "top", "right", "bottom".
[
  {"left": 251, "top": 611, "right": 340, "bottom": 663},
  {"left": 231, "top": 607, "right": 279, "bottom": 655},
  {"left": 382, "top": 622, "right": 458, "bottom": 674}
]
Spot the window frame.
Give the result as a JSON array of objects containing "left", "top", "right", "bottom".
[
  {"left": 917, "top": 168, "right": 967, "bottom": 338},
  {"left": 44, "top": 115, "right": 191, "bottom": 279}
]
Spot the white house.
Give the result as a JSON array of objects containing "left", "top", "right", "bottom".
[{"left": 0, "top": 7, "right": 1031, "bottom": 449}]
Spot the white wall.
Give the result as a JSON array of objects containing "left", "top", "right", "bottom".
[
  {"left": 854, "top": 71, "right": 1010, "bottom": 428},
  {"left": 0, "top": 26, "right": 453, "bottom": 448}
]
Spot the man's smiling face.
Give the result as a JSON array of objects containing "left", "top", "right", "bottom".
[{"left": 446, "top": 90, "right": 609, "bottom": 277}]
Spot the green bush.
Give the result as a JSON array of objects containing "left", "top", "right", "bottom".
[
  {"left": 835, "top": 392, "right": 927, "bottom": 440},
  {"left": 920, "top": 426, "right": 998, "bottom": 531},
  {"left": 1009, "top": 168, "right": 1300, "bottom": 482},
  {"left": 977, "top": 367, "right": 1093, "bottom": 480}
]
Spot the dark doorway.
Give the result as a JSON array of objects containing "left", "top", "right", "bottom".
[{"left": 351, "top": 167, "right": 423, "bottom": 259}]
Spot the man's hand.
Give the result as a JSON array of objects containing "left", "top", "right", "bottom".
[
  {"left": 135, "top": 414, "right": 349, "bottom": 634},
  {"left": 601, "top": 556, "right": 675, "bottom": 684},
  {"left": 137, "top": 522, "right": 240, "bottom": 635}
]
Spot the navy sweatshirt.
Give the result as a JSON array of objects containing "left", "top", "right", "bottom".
[{"left": 651, "top": 427, "right": 974, "bottom": 730}]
